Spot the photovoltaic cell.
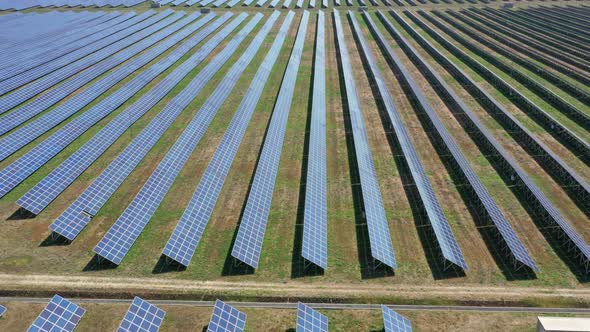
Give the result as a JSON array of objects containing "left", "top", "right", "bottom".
[
  {"left": 301, "top": 11, "right": 327, "bottom": 270},
  {"left": 0, "top": 304, "right": 5, "bottom": 317},
  {"left": 207, "top": 300, "right": 246, "bottom": 332},
  {"left": 231, "top": 11, "right": 310, "bottom": 269},
  {"left": 117, "top": 297, "right": 165, "bottom": 332},
  {"left": 27, "top": 295, "right": 85, "bottom": 332},
  {"left": 333, "top": 9, "right": 396, "bottom": 269},
  {"left": 162, "top": 11, "right": 287, "bottom": 267},
  {"left": 296, "top": 303, "right": 328, "bottom": 332},
  {"left": 94, "top": 13, "right": 262, "bottom": 265},
  {"left": 50, "top": 13, "right": 238, "bottom": 242},
  {"left": 382, "top": 305, "right": 412, "bottom": 332}
]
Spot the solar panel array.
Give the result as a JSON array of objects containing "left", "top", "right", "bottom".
[
  {"left": 333, "top": 9, "right": 397, "bottom": 269},
  {"left": 230, "top": 11, "right": 310, "bottom": 269},
  {"left": 301, "top": 11, "right": 328, "bottom": 270},
  {"left": 94, "top": 14, "right": 263, "bottom": 265},
  {"left": 27, "top": 295, "right": 86, "bottom": 332},
  {"left": 207, "top": 300, "right": 246, "bottom": 332},
  {"left": 382, "top": 305, "right": 412, "bottom": 332},
  {"left": 162, "top": 11, "right": 288, "bottom": 267},
  {"left": 400, "top": 11, "right": 590, "bottom": 271},
  {"left": 50, "top": 13, "right": 238, "bottom": 241},
  {"left": 296, "top": 303, "right": 328, "bottom": 332},
  {"left": 117, "top": 297, "right": 165, "bottom": 332},
  {"left": 0, "top": 12, "right": 180, "bottom": 137},
  {"left": 0, "top": 0, "right": 145, "bottom": 9},
  {"left": 0, "top": 12, "right": 193, "bottom": 200},
  {"left": 377, "top": 11, "right": 538, "bottom": 271},
  {"left": 0, "top": 10, "right": 166, "bottom": 112},
  {"left": 16, "top": 13, "right": 215, "bottom": 215}
]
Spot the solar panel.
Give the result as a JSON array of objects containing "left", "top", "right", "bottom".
[
  {"left": 117, "top": 297, "right": 165, "bottom": 332},
  {"left": 296, "top": 303, "right": 328, "bottom": 332},
  {"left": 207, "top": 300, "right": 246, "bottom": 332},
  {"left": 399, "top": 11, "right": 590, "bottom": 271},
  {"left": 0, "top": 12, "right": 194, "bottom": 137},
  {"left": 15, "top": 13, "right": 214, "bottom": 215},
  {"left": 0, "top": 12, "right": 195, "bottom": 201},
  {"left": 163, "top": 11, "right": 292, "bottom": 267},
  {"left": 0, "top": 304, "right": 5, "bottom": 317},
  {"left": 94, "top": 14, "right": 263, "bottom": 265},
  {"left": 373, "top": 11, "right": 536, "bottom": 271},
  {"left": 50, "top": 13, "right": 238, "bottom": 242},
  {"left": 27, "top": 295, "right": 86, "bottom": 332},
  {"left": 382, "top": 305, "right": 412, "bottom": 332},
  {"left": 230, "top": 11, "right": 310, "bottom": 269},
  {"left": 333, "top": 9, "right": 397, "bottom": 269},
  {"left": 0, "top": 10, "right": 166, "bottom": 107},
  {"left": 301, "top": 11, "right": 327, "bottom": 270}
]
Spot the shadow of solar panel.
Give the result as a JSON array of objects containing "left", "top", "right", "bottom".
[
  {"left": 27, "top": 295, "right": 85, "bottom": 332},
  {"left": 0, "top": 304, "right": 5, "bottom": 317},
  {"left": 118, "top": 297, "right": 165, "bottom": 332},
  {"left": 231, "top": 10, "right": 310, "bottom": 269},
  {"left": 94, "top": 13, "right": 262, "bottom": 265},
  {"left": 162, "top": 11, "right": 287, "bottom": 267},
  {"left": 382, "top": 305, "right": 412, "bottom": 332},
  {"left": 207, "top": 300, "right": 246, "bottom": 332},
  {"left": 333, "top": 9, "right": 396, "bottom": 269},
  {"left": 302, "top": 11, "right": 327, "bottom": 270},
  {"left": 296, "top": 303, "right": 328, "bottom": 332}
]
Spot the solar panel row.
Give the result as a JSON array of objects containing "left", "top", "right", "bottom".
[
  {"left": 374, "top": 11, "right": 538, "bottom": 271},
  {"left": 118, "top": 297, "right": 165, "bottom": 332},
  {"left": 28, "top": 295, "right": 85, "bottom": 332},
  {"left": 94, "top": 13, "right": 263, "bottom": 265},
  {"left": 0, "top": 10, "right": 164, "bottom": 100},
  {"left": 382, "top": 305, "right": 412, "bottom": 332},
  {"left": 207, "top": 300, "right": 246, "bottom": 332},
  {"left": 50, "top": 13, "right": 238, "bottom": 242},
  {"left": 230, "top": 11, "right": 310, "bottom": 269},
  {"left": 0, "top": 0, "right": 145, "bottom": 9},
  {"left": 0, "top": 12, "right": 194, "bottom": 200},
  {"left": 297, "top": 303, "right": 328, "bottom": 332},
  {"left": 0, "top": 12, "right": 193, "bottom": 137},
  {"left": 163, "top": 10, "right": 292, "bottom": 267},
  {"left": 399, "top": 11, "right": 590, "bottom": 272},
  {"left": 301, "top": 11, "right": 327, "bottom": 270},
  {"left": 16, "top": 13, "right": 215, "bottom": 215},
  {"left": 333, "top": 9, "right": 397, "bottom": 270}
]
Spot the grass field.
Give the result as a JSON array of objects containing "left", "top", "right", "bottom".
[{"left": 0, "top": 2, "right": 588, "bottom": 328}]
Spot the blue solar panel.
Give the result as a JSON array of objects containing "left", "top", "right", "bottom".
[
  {"left": 207, "top": 300, "right": 246, "bottom": 332},
  {"left": 50, "top": 13, "right": 238, "bottom": 242},
  {"left": 231, "top": 11, "right": 310, "bottom": 269},
  {"left": 301, "top": 11, "right": 327, "bottom": 270},
  {"left": 163, "top": 11, "right": 292, "bottom": 267},
  {"left": 333, "top": 9, "right": 397, "bottom": 269},
  {"left": 27, "top": 295, "right": 86, "bottom": 332},
  {"left": 396, "top": 11, "right": 590, "bottom": 271},
  {"left": 118, "top": 297, "right": 165, "bottom": 332},
  {"left": 0, "top": 304, "right": 5, "bottom": 317},
  {"left": 296, "top": 303, "right": 328, "bottom": 332},
  {"left": 375, "top": 11, "right": 538, "bottom": 271},
  {"left": 0, "top": 12, "right": 189, "bottom": 137},
  {"left": 94, "top": 14, "right": 263, "bottom": 265},
  {"left": 0, "top": 10, "right": 166, "bottom": 109},
  {"left": 382, "top": 305, "right": 412, "bottom": 332},
  {"left": 0, "top": 12, "right": 193, "bottom": 200},
  {"left": 15, "top": 13, "right": 214, "bottom": 215}
]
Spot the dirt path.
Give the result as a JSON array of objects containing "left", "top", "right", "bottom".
[{"left": 0, "top": 273, "right": 589, "bottom": 306}]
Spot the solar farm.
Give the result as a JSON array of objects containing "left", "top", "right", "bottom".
[{"left": 0, "top": 0, "right": 589, "bottom": 330}]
